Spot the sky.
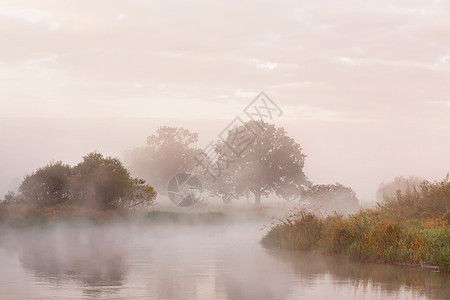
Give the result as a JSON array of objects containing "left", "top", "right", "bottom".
[{"left": 0, "top": 0, "right": 449, "bottom": 202}]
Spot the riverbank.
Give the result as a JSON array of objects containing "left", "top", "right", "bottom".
[
  {"left": 0, "top": 203, "right": 230, "bottom": 227},
  {"left": 261, "top": 178, "right": 450, "bottom": 272},
  {"left": 0, "top": 202, "right": 285, "bottom": 227},
  {"left": 0, "top": 203, "right": 124, "bottom": 227}
]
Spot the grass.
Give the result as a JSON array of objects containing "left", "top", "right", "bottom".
[
  {"left": 0, "top": 203, "right": 123, "bottom": 226},
  {"left": 262, "top": 177, "right": 450, "bottom": 272},
  {"left": 0, "top": 202, "right": 230, "bottom": 227},
  {"left": 146, "top": 210, "right": 228, "bottom": 225}
]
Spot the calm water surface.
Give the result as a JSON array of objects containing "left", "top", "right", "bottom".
[{"left": 0, "top": 221, "right": 448, "bottom": 299}]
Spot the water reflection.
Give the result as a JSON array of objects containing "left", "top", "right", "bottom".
[
  {"left": 270, "top": 250, "right": 450, "bottom": 300},
  {"left": 1, "top": 225, "right": 128, "bottom": 298},
  {"left": 215, "top": 247, "right": 292, "bottom": 299},
  {"left": 0, "top": 223, "right": 448, "bottom": 299},
  {"left": 127, "top": 223, "right": 295, "bottom": 299}
]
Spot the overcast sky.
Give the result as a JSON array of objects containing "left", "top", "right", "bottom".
[{"left": 0, "top": 0, "right": 449, "bottom": 201}]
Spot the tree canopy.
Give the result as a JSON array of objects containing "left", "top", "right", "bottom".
[
  {"left": 18, "top": 152, "right": 156, "bottom": 209},
  {"left": 126, "top": 126, "right": 201, "bottom": 194},
  {"left": 20, "top": 162, "right": 74, "bottom": 207},
  {"left": 208, "top": 121, "right": 309, "bottom": 205},
  {"left": 302, "top": 183, "right": 360, "bottom": 213}
]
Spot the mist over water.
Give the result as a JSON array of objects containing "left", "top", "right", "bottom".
[
  {"left": 1, "top": 0, "right": 449, "bottom": 298},
  {"left": 0, "top": 218, "right": 447, "bottom": 299}
]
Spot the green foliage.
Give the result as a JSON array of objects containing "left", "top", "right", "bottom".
[
  {"left": 2, "top": 191, "right": 22, "bottom": 203},
  {"left": 262, "top": 211, "right": 323, "bottom": 250},
  {"left": 14, "top": 152, "right": 157, "bottom": 210},
  {"left": 126, "top": 126, "right": 201, "bottom": 194},
  {"left": 0, "top": 203, "right": 124, "bottom": 227},
  {"left": 210, "top": 121, "right": 309, "bottom": 205},
  {"left": 146, "top": 211, "right": 227, "bottom": 225},
  {"left": 262, "top": 177, "right": 450, "bottom": 272},
  {"left": 19, "top": 162, "right": 74, "bottom": 207},
  {"left": 302, "top": 183, "right": 360, "bottom": 213},
  {"left": 376, "top": 176, "right": 423, "bottom": 202},
  {"left": 73, "top": 152, "right": 135, "bottom": 209},
  {"left": 380, "top": 174, "right": 450, "bottom": 220}
]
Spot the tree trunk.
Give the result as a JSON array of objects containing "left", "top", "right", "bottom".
[{"left": 254, "top": 191, "right": 261, "bottom": 206}]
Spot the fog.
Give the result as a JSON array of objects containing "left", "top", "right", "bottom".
[
  {"left": 0, "top": 219, "right": 292, "bottom": 299},
  {"left": 1, "top": 218, "right": 446, "bottom": 299},
  {"left": 0, "top": 117, "right": 448, "bottom": 203},
  {"left": 1, "top": 0, "right": 449, "bottom": 203},
  {"left": 1, "top": 0, "right": 449, "bottom": 298}
]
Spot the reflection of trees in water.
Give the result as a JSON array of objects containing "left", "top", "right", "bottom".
[
  {"left": 139, "top": 233, "right": 205, "bottom": 300},
  {"left": 133, "top": 225, "right": 292, "bottom": 300},
  {"left": 271, "top": 250, "right": 450, "bottom": 300},
  {"left": 153, "top": 269, "right": 198, "bottom": 300},
  {"left": 2, "top": 224, "right": 447, "bottom": 299},
  {"left": 214, "top": 247, "right": 293, "bottom": 300},
  {"left": 16, "top": 226, "right": 128, "bottom": 298}
]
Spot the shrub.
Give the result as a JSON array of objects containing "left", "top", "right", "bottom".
[{"left": 13, "top": 152, "right": 157, "bottom": 210}]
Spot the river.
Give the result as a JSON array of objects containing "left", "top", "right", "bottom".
[{"left": 0, "top": 220, "right": 448, "bottom": 299}]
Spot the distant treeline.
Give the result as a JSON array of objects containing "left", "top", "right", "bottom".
[
  {"left": 2, "top": 121, "right": 363, "bottom": 211},
  {"left": 125, "top": 121, "right": 360, "bottom": 210}
]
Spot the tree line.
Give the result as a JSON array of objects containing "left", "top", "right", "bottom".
[
  {"left": 126, "top": 120, "right": 360, "bottom": 211},
  {"left": 3, "top": 152, "right": 156, "bottom": 209},
  {"left": 2, "top": 120, "right": 360, "bottom": 211}
]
